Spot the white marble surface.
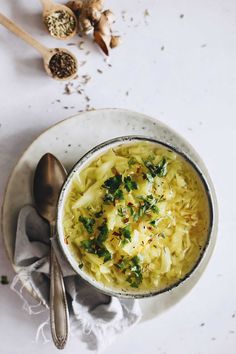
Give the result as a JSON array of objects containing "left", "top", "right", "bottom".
[{"left": 0, "top": 0, "right": 236, "bottom": 353}]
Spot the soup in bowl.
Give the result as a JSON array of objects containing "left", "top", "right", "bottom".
[{"left": 57, "top": 136, "right": 213, "bottom": 298}]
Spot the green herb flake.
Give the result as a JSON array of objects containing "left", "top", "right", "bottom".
[
  {"left": 103, "top": 175, "right": 122, "bottom": 193},
  {"left": 144, "top": 157, "right": 168, "bottom": 177},
  {"left": 150, "top": 219, "right": 158, "bottom": 227},
  {"left": 114, "top": 189, "right": 124, "bottom": 200},
  {"left": 128, "top": 157, "right": 137, "bottom": 166},
  {"left": 117, "top": 207, "right": 126, "bottom": 217},
  {"left": 78, "top": 263, "right": 83, "bottom": 269},
  {"left": 124, "top": 176, "right": 138, "bottom": 192},
  {"left": 103, "top": 189, "right": 124, "bottom": 204},
  {"left": 97, "top": 248, "right": 112, "bottom": 262},
  {"left": 103, "top": 193, "right": 115, "bottom": 204},
  {"left": 128, "top": 205, "right": 134, "bottom": 216},
  {"left": 126, "top": 256, "right": 143, "bottom": 288},
  {"left": 137, "top": 195, "right": 159, "bottom": 219},
  {"left": 1, "top": 275, "right": 9, "bottom": 285},
  {"left": 79, "top": 216, "right": 95, "bottom": 234},
  {"left": 97, "top": 222, "right": 109, "bottom": 244},
  {"left": 94, "top": 210, "right": 103, "bottom": 218},
  {"left": 81, "top": 239, "right": 95, "bottom": 253},
  {"left": 122, "top": 225, "right": 132, "bottom": 242},
  {"left": 80, "top": 222, "right": 111, "bottom": 262}
]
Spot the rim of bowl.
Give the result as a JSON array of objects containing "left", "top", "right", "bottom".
[{"left": 57, "top": 135, "right": 214, "bottom": 299}]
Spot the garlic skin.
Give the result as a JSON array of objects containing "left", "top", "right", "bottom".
[{"left": 110, "top": 35, "right": 122, "bottom": 49}]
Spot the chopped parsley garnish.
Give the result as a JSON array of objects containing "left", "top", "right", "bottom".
[
  {"left": 150, "top": 219, "right": 159, "bottom": 227},
  {"left": 79, "top": 216, "right": 95, "bottom": 234},
  {"left": 103, "top": 175, "right": 124, "bottom": 203},
  {"left": 81, "top": 239, "right": 95, "bottom": 253},
  {"left": 124, "top": 176, "right": 138, "bottom": 192},
  {"left": 133, "top": 195, "right": 159, "bottom": 221},
  {"left": 128, "top": 157, "right": 137, "bottom": 166},
  {"left": 81, "top": 222, "right": 111, "bottom": 262},
  {"left": 128, "top": 204, "right": 134, "bottom": 216},
  {"left": 121, "top": 225, "right": 132, "bottom": 242},
  {"left": 1, "top": 275, "right": 9, "bottom": 285},
  {"left": 97, "top": 222, "right": 109, "bottom": 244},
  {"left": 114, "top": 189, "right": 124, "bottom": 200},
  {"left": 94, "top": 210, "right": 103, "bottom": 218},
  {"left": 96, "top": 248, "right": 112, "bottom": 262},
  {"left": 126, "top": 256, "right": 143, "bottom": 288},
  {"left": 78, "top": 263, "right": 83, "bottom": 269},
  {"left": 103, "top": 174, "right": 122, "bottom": 193},
  {"left": 115, "top": 256, "right": 143, "bottom": 288},
  {"left": 117, "top": 206, "right": 126, "bottom": 217},
  {"left": 144, "top": 157, "right": 168, "bottom": 177},
  {"left": 103, "top": 189, "right": 124, "bottom": 204}
]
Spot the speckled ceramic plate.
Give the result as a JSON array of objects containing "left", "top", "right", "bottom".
[{"left": 2, "top": 108, "right": 218, "bottom": 322}]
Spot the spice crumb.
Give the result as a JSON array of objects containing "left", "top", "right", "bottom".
[
  {"left": 126, "top": 91, "right": 129, "bottom": 96},
  {"left": 144, "top": 9, "right": 150, "bottom": 17},
  {"left": 1, "top": 275, "right": 9, "bottom": 285},
  {"left": 229, "top": 330, "right": 235, "bottom": 334},
  {"left": 97, "top": 69, "right": 103, "bottom": 74},
  {"left": 201, "top": 44, "right": 207, "bottom": 48},
  {"left": 180, "top": 14, "right": 184, "bottom": 18},
  {"left": 67, "top": 43, "right": 76, "bottom": 46},
  {"left": 200, "top": 322, "right": 205, "bottom": 327},
  {"left": 161, "top": 46, "right": 165, "bottom": 51},
  {"left": 211, "top": 337, "right": 216, "bottom": 341},
  {"left": 82, "top": 74, "right": 91, "bottom": 84},
  {"left": 121, "top": 10, "right": 127, "bottom": 21},
  {"left": 64, "top": 82, "right": 74, "bottom": 94},
  {"left": 232, "top": 313, "right": 235, "bottom": 318},
  {"left": 78, "top": 41, "right": 85, "bottom": 50}
]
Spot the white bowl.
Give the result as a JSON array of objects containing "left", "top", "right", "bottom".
[{"left": 57, "top": 135, "right": 215, "bottom": 298}]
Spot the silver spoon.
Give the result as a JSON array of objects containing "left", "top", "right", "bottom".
[{"left": 33, "top": 153, "right": 69, "bottom": 349}]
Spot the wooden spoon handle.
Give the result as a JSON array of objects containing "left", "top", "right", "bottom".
[{"left": 0, "top": 12, "right": 49, "bottom": 57}]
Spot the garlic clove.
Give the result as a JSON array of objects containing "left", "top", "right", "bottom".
[{"left": 103, "top": 9, "right": 115, "bottom": 24}]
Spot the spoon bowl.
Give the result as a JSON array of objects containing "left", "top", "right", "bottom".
[
  {"left": 0, "top": 12, "right": 78, "bottom": 80},
  {"left": 44, "top": 48, "right": 78, "bottom": 81},
  {"left": 33, "top": 153, "right": 67, "bottom": 223},
  {"left": 40, "top": 0, "right": 77, "bottom": 40}
]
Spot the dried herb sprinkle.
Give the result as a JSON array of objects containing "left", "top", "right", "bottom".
[
  {"left": 49, "top": 51, "right": 77, "bottom": 79},
  {"left": 44, "top": 10, "right": 76, "bottom": 39}
]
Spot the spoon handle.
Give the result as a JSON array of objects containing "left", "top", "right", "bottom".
[
  {"left": 50, "top": 245, "right": 69, "bottom": 349},
  {"left": 0, "top": 12, "right": 49, "bottom": 56}
]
